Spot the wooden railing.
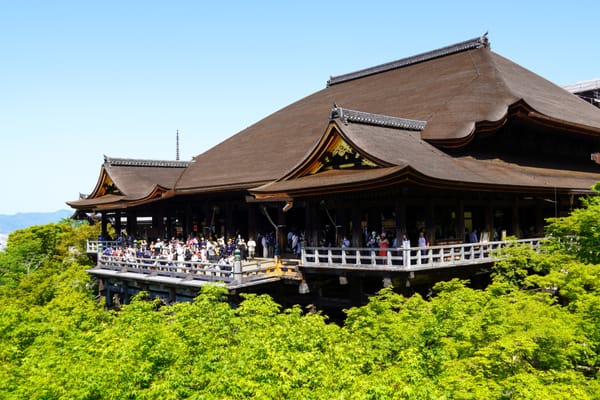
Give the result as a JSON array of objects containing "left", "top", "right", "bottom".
[
  {"left": 88, "top": 238, "right": 544, "bottom": 287},
  {"left": 95, "top": 254, "right": 300, "bottom": 285},
  {"left": 301, "top": 238, "right": 544, "bottom": 270},
  {"left": 87, "top": 240, "right": 120, "bottom": 253}
]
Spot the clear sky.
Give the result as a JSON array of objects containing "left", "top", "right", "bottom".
[{"left": 1, "top": 1, "right": 599, "bottom": 214}]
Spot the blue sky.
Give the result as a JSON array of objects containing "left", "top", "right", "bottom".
[{"left": 1, "top": 1, "right": 599, "bottom": 214}]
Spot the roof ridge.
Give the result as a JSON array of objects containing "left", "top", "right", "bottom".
[
  {"left": 327, "top": 33, "right": 489, "bottom": 87},
  {"left": 330, "top": 105, "right": 427, "bottom": 131},
  {"left": 104, "top": 155, "right": 191, "bottom": 168}
]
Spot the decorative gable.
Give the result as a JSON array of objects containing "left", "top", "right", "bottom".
[
  {"left": 279, "top": 106, "right": 427, "bottom": 182},
  {"left": 97, "top": 175, "right": 122, "bottom": 196},
  {"left": 307, "top": 133, "right": 378, "bottom": 175}
]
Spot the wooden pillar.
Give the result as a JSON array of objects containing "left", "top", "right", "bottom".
[
  {"left": 306, "top": 200, "right": 319, "bottom": 247},
  {"left": 338, "top": 207, "right": 349, "bottom": 244},
  {"left": 247, "top": 203, "right": 258, "bottom": 242},
  {"left": 114, "top": 211, "right": 122, "bottom": 235},
  {"left": 166, "top": 215, "right": 173, "bottom": 240},
  {"left": 184, "top": 202, "right": 192, "bottom": 239},
  {"left": 122, "top": 281, "right": 129, "bottom": 304},
  {"left": 485, "top": 202, "right": 493, "bottom": 240},
  {"left": 368, "top": 209, "right": 380, "bottom": 236},
  {"left": 351, "top": 206, "right": 362, "bottom": 247},
  {"left": 127, "top": 210, "right": 137, "bottom": 238},
  {"left": 350, "top": 278, "right": 364, "bottom": 306},
  {"left": 512, "top": 198, "right": 520, "bottom": 238},
  {"left": 105, "top": 285, "right": 112, "bottom": 308},
  {"left": 154, "top": 210, "right": 165, "bottom": 239},
  {"left": 425, "top": 199, "right": 435, "bottom": 243},
  {"left": 201, "top": 203, "right": 211, "bottom": 239},
  {"left": 225, "top": 202, "right": 233, "bottom": 240},
  {"left": 277, "top": 207, "right": 286, "bottom": 253},
  {"left": 101, "top": 212, "right": 108, "bottom": 238},
  {"left": 394, "top": 201, "right": 407, "bottom": 239},
  {"left": 456, "top": 200, "right": 465, "bottom": 242},
  {"left": 535, "top": 199, "right": 544, "bottom": 236}
]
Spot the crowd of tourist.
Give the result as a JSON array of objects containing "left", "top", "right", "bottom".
[{"left": 98, "top": 232, "right": 266, "bottom": 267}]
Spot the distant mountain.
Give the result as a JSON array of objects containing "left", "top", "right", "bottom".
[{"left": 0, "top": 210, "right": 73, "bottom": 234}]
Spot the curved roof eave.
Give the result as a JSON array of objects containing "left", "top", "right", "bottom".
[{"left": 67, "top": 184, "right": 174, "bottom": 212}]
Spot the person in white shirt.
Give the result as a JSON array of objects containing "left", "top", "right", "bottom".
[{"left": 247, "top": 237, "right": 256, "bottom": 259}]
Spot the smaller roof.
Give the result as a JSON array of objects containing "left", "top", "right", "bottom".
[{"left": 67, "top": 156, "right": 190, "bottom": 211}]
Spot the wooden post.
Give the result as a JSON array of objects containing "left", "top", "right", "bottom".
[
  {"left": 512, "top": 198, "right": 521, "bottom": 238},
  {"left": 277, "top": 206, "right": 286, "bottom": 254},
  {"left": 184, "top": 202, "right": 192, "bottom": 239},
  {"left": 225, "top": 202, "right": 233, "bottom": 240},
  {"left": 247, "top": 203, "right": 257, "bottom": 244},
  {"left": 425, "top": 198, "right": 435, "bottom": 243},
  {"left": 535, "top": 199, "right": 544, "bottom": 236},
  {"left": 395, "top": 201, "right": 407, "bottom": 244},
  {"left": 456, "top": 200, "right": 465, "bottom": 242},
  {"left": 485, "top": 202, "right": 493, "bottom": 241},
  {"left": 101, "top": 212, "right": 108, "bottom": 238},
  {"left": 127, "top": 210, "right": 138, "bottom": 238},
  {"left": 368, "top": 209, "right": 379, "bottom": 236},
  {"left": 114, "top": 211, "right": 122, "bottom": 236},
  {"left": 351, "top": 206, "right": 362, "bottom": 247}
]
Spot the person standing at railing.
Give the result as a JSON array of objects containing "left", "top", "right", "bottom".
[
  {"left": 469, "top": 229, "right": 479, "bottom": 243},
  {"left": 341, "top": 236, "right": 350, "bottom": 249},
  {"left": 378, "top": 232, "right": 389, "bottom": 264},
  {"left": 418, "top": 231, "right": 428, "bottom": 256},
  {"left": 366, "top": 231, "right": 378, "bottom": 262},
  {"left": 401, "top": 235, "right": 410, "bottom": 267},
  {"left": 261, "top": 234, "right": 269, "bottom": 258},
  {"left": 247, "top": 237, "right": 256, "bottom": 260}
]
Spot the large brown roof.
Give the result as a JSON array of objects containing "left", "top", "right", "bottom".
[{"left": 175, "top": 35, "right": 600, "bottom": 194}]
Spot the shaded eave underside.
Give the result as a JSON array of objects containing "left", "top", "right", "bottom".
[
  {"left": 250, "top": 163, "right": 597, "bottom": 200},
  {"left": 67, "top": 185, "right": 174, "bottom": 211}
]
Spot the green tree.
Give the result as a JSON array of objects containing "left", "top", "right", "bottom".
[{"left": 545, "top": 182, "right": 600, "bottom": 264}]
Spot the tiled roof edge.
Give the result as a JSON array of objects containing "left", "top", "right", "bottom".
[
  {"left": 327, "top": 33, "right": 489, "bottom": 87},
  {"left": 563, "top": 79, "right": 600, "bottom": 94},
  {"left": 104, "top": 155, "right": 191, "bottom": 168},
  {"left": 330, "top": 106, "right": 427, "bottom": 131}
]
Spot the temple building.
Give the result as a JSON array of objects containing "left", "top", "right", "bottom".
[{"left": 68, "top": 34, "right": 600, "bottom": 251}]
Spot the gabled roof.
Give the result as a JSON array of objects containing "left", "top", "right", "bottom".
[
  {"left": 174, "top": 34, "right": 600, "bottom": 195},
  {"left": 250, "top": 106, "right": 600, "bottom": 199},
  {"left": 67, "top": 156, "right": 190, "bottom": 211}
]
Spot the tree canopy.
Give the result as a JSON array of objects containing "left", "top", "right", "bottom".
[{"left": 0, "top": 201, "right": 599, "bottom": 399}]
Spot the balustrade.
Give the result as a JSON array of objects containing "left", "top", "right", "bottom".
[
  {"left": 88, "top": 238, "right": 543, "bottom": 288},
  {"left": 301, "top": 238, "right": 543, "bottom": 270},
  {"left": 95, "top": 253, "right": 299, "bottom": 285},
  {"left": 87, "top": 239, "right": 120, "bottom": 253}
]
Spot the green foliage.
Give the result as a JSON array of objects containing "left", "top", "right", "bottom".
[
  {"left": 1, "top": 211, "right": 600, "bottom": 398},
  {"left": 0, "top": 220, "right": 98, "bottom": 289},
  {"left": 545, "top": 183, "right": 600, "bottom": 264}
]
